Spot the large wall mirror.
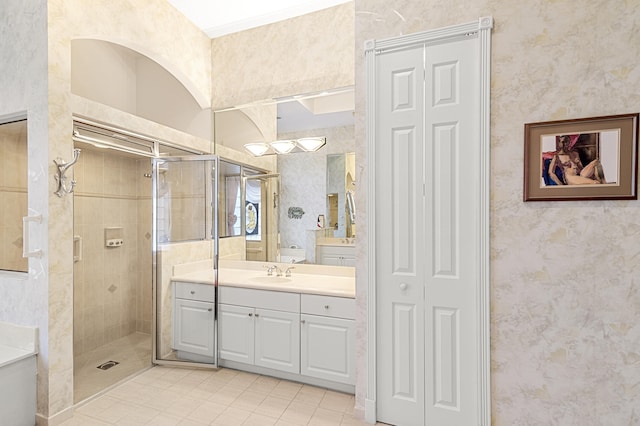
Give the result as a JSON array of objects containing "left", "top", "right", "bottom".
[
  {"left": 214, "top": 87, "right": 355, "bottom": 264},
  {"left": 0, "top": 118, "right": 28, "bottom": 273}
]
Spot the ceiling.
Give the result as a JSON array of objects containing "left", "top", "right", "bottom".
[{"left": 167, "top": 0, "right": 352, "bottom": 38}]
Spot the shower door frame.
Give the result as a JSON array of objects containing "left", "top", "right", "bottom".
[{"left": 151, "top": 154, "right": 220, "bottom": 369}]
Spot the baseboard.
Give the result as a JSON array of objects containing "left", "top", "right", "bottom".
[
  {"left": 365, "top": 398, "right": 376, "bottom": 424},
  {"left": 220, "top": 359, "right": 356, "bottom": 394},
  {"left": 36, "top": 406, "right": 73, "bottom": 426}
]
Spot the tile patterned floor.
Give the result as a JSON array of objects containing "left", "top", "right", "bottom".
[{"left": 63, "top": 365, "right": 384, "bottom": 425}]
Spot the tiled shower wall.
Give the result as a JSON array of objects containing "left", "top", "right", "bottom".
[{"left": 73, "top": 147, "right": 152, "bottom": 357}]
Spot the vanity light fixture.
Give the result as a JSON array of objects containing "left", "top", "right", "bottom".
[
  {"left": 243, "top": 137, "right": 327, "bottom": 156},
  {"left": 244, "top": 142, "right": 270, "bottom": 156},
  {"left": 270, "top": 140, "right": 297, "bottom": 154},
  {"left": 296, "top": 137, "right": 326, "bottom": 152}
]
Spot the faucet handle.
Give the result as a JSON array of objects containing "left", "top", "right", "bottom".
[
  {"left": 264, "top": 265, "right": 275, "bottom": 276},
  {"left": 285, "top": 266, "right": 295, "bottom": 277}
]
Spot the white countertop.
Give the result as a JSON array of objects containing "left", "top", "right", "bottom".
[
  {"left": 0, "top": 345, "right": 36, "bottom": 368},
  {"left": 171, "top": 261, "right": 355, "bottom": 298},
  {"left": 0, "top": 321, "right": 38, "bottom": 368}
]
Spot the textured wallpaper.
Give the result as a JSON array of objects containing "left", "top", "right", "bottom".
[
  {"left": 355, "top": 0, "right": 640, "bottom": 424},
  {"left": 211, "top": 3, "right": 355, "bottom": 109},
  {"left": 0, "top": 0, "right": 52, "bottom": 418}
]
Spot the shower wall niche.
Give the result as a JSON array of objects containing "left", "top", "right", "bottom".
[{"left": 73, "top": 146, "right": 152, "bottom": 357}]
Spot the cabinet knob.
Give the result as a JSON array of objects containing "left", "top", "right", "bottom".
[
  {"left": 324, "top": 305, "right": 330, "bottom": 309},
  {"left": 255, "top": 313, "right": 260, "bottom": 317},
  {"left": 301, "top": 319, "right": 306, "bottom": 324},
  {"left": 190, "top": 290, "right": 195, "bottom": 294},
  {"left": 399, "top": 283, "right": 408, "bottom": 291},
  {"left": 207, "top": 308, "right": 212, "bottom": 312},
  {"left": 248, "top": 313, "right": 253, "bottom": 317}
]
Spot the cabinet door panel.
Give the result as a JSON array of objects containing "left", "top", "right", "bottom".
[
  {"left": 173, "top": 299, "right": 214, "bottom": 357},
  {"left": 318, "top": 253, "right": 343, "bottom": 266},
  {"left": 301, "top": 314, "right": 355, "bottom": 385},
  {"left": 218, "top": 304, "right": 254, "bottom": 364},
  {"left": 254, "top": 309, "right": 300, "bottom": 374}
]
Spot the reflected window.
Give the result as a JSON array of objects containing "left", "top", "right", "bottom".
[
  {"left": 218, "top": 161, "right": 242, "bottom": 238},
  {"left": 0, "top": 119, "right": 28, "bottom": 272}
]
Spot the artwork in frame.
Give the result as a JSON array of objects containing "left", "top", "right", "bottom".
[{"left": 524, "top": 113, "right": 639, "bottom": 201}]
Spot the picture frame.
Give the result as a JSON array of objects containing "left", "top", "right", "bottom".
[{"left": 523, "top": 113, "right": 639, "bottom": 201}]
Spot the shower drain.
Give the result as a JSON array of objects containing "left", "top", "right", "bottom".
[{"left": 96, "top": 361, "right": 119, "bottom": 371}]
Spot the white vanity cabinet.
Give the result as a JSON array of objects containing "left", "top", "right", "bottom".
[
  {"left": 217, "top": 304, "right": 254, "bottom": 364},
  {"left": 316, "top": 245, "right": 356, "bottom": 266},
  {"left": 172, "top": 281, "right": 215, "bottom": 362},
  {"left": 300, "top": 294, "right": 355, "bottom": 385},
  {"left": 218, "top": 287, "right": 300, "bottom": 374}
]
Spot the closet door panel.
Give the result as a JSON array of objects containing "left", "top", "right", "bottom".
[
  {"left": 375, "top": 45, "right": 426, "bottom": 426},
  {"left": 424, "top": 36, "right": 480, "bottom": 425}
]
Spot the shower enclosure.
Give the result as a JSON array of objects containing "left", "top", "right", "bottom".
[
  {"left": 72, "top": 119, "right": 278, "bottom": 398},
  {"left": 72, "top": 120, "right": 204, "bottom": 402}
]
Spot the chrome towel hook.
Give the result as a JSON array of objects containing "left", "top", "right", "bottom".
[{"left": 54, "top": 148, "right": 81, "bottom": 197}]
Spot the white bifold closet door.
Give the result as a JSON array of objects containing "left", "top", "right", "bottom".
[{"left": 375, "top": 34, "right": 480, "bottom": 425}]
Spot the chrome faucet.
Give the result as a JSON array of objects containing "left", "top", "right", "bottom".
[
  {"left": 285, "top": 266, "right": 295, "bottom": 277},
  {"left": 265, "top": 265, "right": 283, "bottom": 276}
]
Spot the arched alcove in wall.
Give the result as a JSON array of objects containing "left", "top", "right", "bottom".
[{"left": 71, "top": 38, "right": 212, "bottom": 140}]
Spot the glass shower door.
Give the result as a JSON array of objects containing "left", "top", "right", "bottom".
[
  {"left": 244, "top": 174, "right": 280, "bottom": 262},
  {"left": 152, "top": 155, "right": 219, "bottom": 367}
]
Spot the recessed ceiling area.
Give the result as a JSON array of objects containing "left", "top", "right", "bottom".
[
  {"left": 166, "top": 0, "right": 352, "bottom": 38},
  {"left": 277, "top": 89, "right": 355, "bottom": 133}
]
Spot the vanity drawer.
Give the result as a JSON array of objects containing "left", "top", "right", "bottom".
[
  {"left": 174, "top": 281, "right": 215, "bottom": 303},
  {"left": 301, "top": 294, "right": 355, "bottom": 319},
  {"left": 219, "top": 286, "right": 300, "bottom": 312}
]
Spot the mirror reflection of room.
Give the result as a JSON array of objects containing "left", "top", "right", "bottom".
[
  {"left": 0, "top": 118, "right": 28, "bottom": 273},
  {"left": 213, "top": 87, "right": 356, "bottom": 265}
]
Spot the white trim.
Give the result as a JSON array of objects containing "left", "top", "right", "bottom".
[
  {"left": 0, "top": 111, "right": 27, "bottom": 124},
  {"left": 477, "top": 15, "right": 493, "bottom": 426},
  {"left": 364, "top": 398, "right": 377, "bottom": 424},
  {"left": 364, "top": 16, "right": 493, "bottom": 425},
  {"left": 364, "top": 35, "right": 378, "bottom": 424}
]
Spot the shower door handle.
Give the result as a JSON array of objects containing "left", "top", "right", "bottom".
[
  {"left": 73, "top": 235, "right": 82, "bottom": 262},
  {"left": 22, "top": 213, "right": 43, "bottom": 258}
]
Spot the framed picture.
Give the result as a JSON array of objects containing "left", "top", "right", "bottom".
[{"left": 524, "top": 113, "right": 639, "bottom": 201}]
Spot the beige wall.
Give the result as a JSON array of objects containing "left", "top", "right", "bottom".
[
  {"left": 0, "top": 0, "right": 53, "bottom": 419},
  {"left": 211, "top": 3, "right": 355, "bottom": 109},
  {"left": 72, "top": 39, "right": 213, "bottom": 140},
  {"left": 355, "top": 1, "right": 640, "bottom": 424}
]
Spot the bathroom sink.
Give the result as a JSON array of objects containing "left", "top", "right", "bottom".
[{"left": 249, "top": 276, "right": 292, "bottom": 284}]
